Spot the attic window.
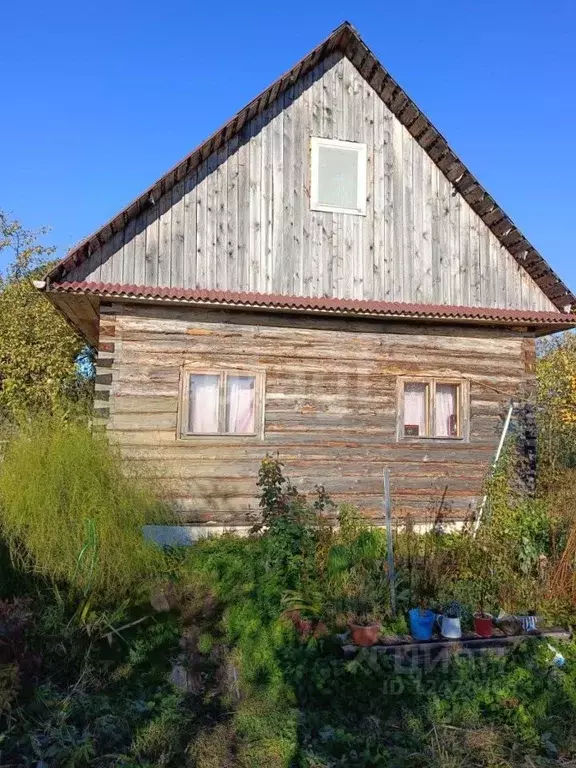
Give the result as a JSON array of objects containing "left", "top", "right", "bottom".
[{"left": 310, "top": 137, "right": 367, "bottom": 215}]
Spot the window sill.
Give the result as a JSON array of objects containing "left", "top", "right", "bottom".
[
  {"left": 311, "top": 203, "right": 367, "bottom": 216},
  {"left": 400, "top": 435, "right": 467, "bottom": 443},
  {"left": 177, "top": 432, "right": 263, "bottom": 441}
]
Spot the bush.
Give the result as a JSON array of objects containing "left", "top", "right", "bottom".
[{"left": 0, "top": 415, "right": 170, "bottom": 603}]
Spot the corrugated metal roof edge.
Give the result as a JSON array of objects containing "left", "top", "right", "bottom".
[{"left": 48, "top": 281, "right": 576, "bottom": 326}]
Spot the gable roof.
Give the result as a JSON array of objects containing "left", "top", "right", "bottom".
[{"left": 46, "top": 21, "right": 574, "bottom": 312}]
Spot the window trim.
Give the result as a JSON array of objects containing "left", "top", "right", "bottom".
[
  {"left": 177, "top": 367, "right": 265, "bottom": 439},
  {"left": 310, "top": 137, "right": 367, "bottom": 216},
  {"left": 397, "top": 377, "right": 469, "bottom": 442}
]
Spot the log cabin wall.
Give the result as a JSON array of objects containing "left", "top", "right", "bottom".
[
  {"left": 104, "top": 301, "right": 536, "bottom": 526},
  {"left": 65, "top": 52, "right": 556, "bottom": 314}
]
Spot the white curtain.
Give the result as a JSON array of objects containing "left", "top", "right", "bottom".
[
  {"left": 189, "top": 374, "right": 220, "bottom": 433},
  {"left": 435, "top": 384, "right": 457, "bottom": 437},
  {"left": 226, "top": 376, "right": 255, "bottom": 433},
  {"left": 404, "top": 383, "right": 427, "bottom": 436}
]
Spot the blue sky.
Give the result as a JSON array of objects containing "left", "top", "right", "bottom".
[{"left": 1, "top": 0, "right": 575, "bottom": 290}]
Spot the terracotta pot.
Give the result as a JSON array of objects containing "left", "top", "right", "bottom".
[
  {"left": 473, "top": 612, "right": 493, "bottom": 638},
  {"left": 349, "top": 622, "right": 381, "bottom": 647}
]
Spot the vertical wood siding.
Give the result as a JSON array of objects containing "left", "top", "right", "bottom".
[
  {"left": 106, "top": 303, "right": 535, "bottom": 525},
  {"left": 68, "top": 53, "right": 556, "bottom": 313}
]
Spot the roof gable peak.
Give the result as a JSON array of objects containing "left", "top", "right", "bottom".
[{"left": 47, "top": 22, "right": 574, "bottom": 311}]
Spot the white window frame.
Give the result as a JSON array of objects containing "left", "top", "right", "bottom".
[
  {"left": 178, "top": 367, "right": 265, "bottom": 439},
  {"left": 397, "top": 377, "right": 470, "bottom": 442},
  {"left": 310, "top": 137, "right": 367, "bottom": 216}
]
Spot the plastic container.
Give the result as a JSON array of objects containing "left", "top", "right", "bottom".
[{"left": 408, "top": 608, "right": 436, "bottom": 641}]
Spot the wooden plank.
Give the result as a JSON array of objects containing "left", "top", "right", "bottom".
[
  {"left": 283, "top": 85, "right": 296, "bottom": 296},
  {"left": 98, "top": 234, "right": 115, "bottom": 284},
  {"left": 271, "top": 93, "right": 285, "bottom": 293},
  {"left": 420, "top": 144, "right": 433, "bottom": 302},
  {"left": 343, "top": 628, "right": 572, "bottom": 663},
  {"left": 438, "top": 171, "right": 451, "bottom": 304},
  {"left": 145, "top": 202, "right": 159, "bottom": 286},
  {"left": 204, "top": 151, "right": 218, "bottom": 289},
  {"left": 383, "top": 105, "right": 394, "bottom": 299},
  {"left": 459, "top": 202, "right": 471, "bottom": 306},
  {"left": 449, "top": 182, "right": 460, "bottom": 305},
  {"left": 300, "top": 69, "right": 314, "bottom": 297},
  {"left": 214, "top": 144, "right": 228, "bottom": 289},
  {"left": 402, "top": 126, "right": 414, "bottom": 301},
  {"left": 132, "top": 210, "right": 147, "bottom": 286},
  {"left": 392, "top": 112, "right": 404, "bottom": 301},
  {"left": 363, "top": 76, "right": 375, "bottom": 301},
  {"left": 430, "top": 164, "right": 441, "bottom": 304},
  {"left": 373, "top": 93, "right": 385, "bottom": 300},
  {"left": 195, "top": 160, "right": 208, "bottom": 289},
  {"left": 171, "top": 180, "right": 185, "bottom": 289},
  {"left": 122, "top": 218, "right": 136, "bottom": 284},
  {"left": 183, "top": 171, "right": 197, "bottom": 289},
  {"left": 110, "top": 229, "right": 125, "bottom": 284},
  {"left": 157, "top": 190, "right": 172, "bottom": 287},
  {"left": 249, "top": 108, "right": 263, "bottom": 293},
  {"left": 469, "top": 214, "right": 481, "bottom": 305}
]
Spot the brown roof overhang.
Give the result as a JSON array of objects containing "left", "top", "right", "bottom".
[{"left": 46, "top": 281, "right": 576, "bottom": 334}]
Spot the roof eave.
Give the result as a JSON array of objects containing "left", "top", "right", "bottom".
[{"left": 44, "top": 282, "right": 576, "bottom": 335}]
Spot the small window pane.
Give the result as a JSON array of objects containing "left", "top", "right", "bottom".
[
  {"left": 317, "top": 145, "right": 359, "bottom": 210},
  {"left": 189, "top": 374, "right": 220, "bottom": 433},
  {"left": 435, "top": 384, "right": 459, "bottom": 437},
  {"left": 226, "top": 376, "right": 256, "bottom": 434},
  {"left": 404, "top": 383, "right": 427, "bottom": 437}
]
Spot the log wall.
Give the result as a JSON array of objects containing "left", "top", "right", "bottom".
[{"left": 101, "top": 302, "right": 535, "bottom": 526}]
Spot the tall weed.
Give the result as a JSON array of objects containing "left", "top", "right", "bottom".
[{"left": 0, "top": 415, "right": 170, "bottom": 602}]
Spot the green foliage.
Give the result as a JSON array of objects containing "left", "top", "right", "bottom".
[
  {"left": 0, "top": 414, "right": 170, "bottom": 603},
  {"left": 537, "top": 332, "right": 576, "bottom": 475},
  {"left": 0, "top": 210, "right": 87, "bottom": 422},
  {"left": 1, "top": 446, "right": 575, "bottom": 767},
  {"left": 0, "top": 591, "right": 189, "bottom": 767}
]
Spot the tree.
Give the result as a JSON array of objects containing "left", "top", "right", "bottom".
[
  {"left": 0, "top": 210, "right": 86, "bottom": 422},
  {"left": 536, "top": 332, "right": 576, "bottom": 479}
]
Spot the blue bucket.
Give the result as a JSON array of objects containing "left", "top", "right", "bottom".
[{"left": 409, "top": 608, "right": 436, "bottom": 641}]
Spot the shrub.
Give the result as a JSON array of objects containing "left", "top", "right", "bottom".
[{"left": 0, "top": 415, "right": 170, "bottom": 603}]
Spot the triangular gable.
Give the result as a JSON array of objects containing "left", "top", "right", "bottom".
[{"left": 45, "top": 22, "right": 574, "bottom": 312}]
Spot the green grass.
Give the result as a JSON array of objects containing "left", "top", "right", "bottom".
[{"left": 0, "top": 415, "right": 170, "bottom": 602}]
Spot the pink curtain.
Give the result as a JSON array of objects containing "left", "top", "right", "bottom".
[
  {"left": 189, "top": 374, "right": 219, "bottom": 433},
  {"left": 226, "top": 376, "right": 255, "bottom": 433},
  {"left": 435, "top": 384, "right": 457, "bottom": 437},
  {"left": 404, "top": 383, "right": 427, "bottom": 436}
]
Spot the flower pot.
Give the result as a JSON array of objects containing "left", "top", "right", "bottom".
[
  {"left": 408, "top": 608, "right": 436, "bottom": 641},
  {"left": 349, "top": 622, "right": 381, "bottom": 647},
  {"left": 473, "top": 613, "right": 493, "bottom": 638},
  {"left": 438, "top": 615, "right": 462, "bottom": 639}
]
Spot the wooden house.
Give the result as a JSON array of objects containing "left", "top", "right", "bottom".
[{"left": 39, "top": 22, "right": 576, "bottom": 533}]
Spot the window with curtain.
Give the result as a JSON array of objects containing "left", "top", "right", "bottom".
[
  {"left": 401, "top": 379, "right": 463, "bottom": 439},
  {"left": 182, "top": 371, "right": 262, "bottom": 436}
]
